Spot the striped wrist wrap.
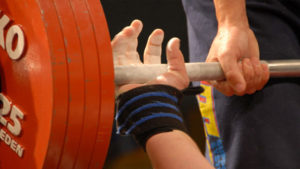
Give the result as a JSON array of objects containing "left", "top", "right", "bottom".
[{"left": 115, "top": 85, "right": 187, "bottom": 149}]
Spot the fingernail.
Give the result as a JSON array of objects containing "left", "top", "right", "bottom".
[
  {"left": 151, "top": 34, "right": 164, "bottom": 45},
  {"left": 174, "top": 38, "right": 180, "bottom": 49},
  {"left": 167, "top": 38, "right": 180, "bottom": 51},
  {"left": 176, "top": 40, "right": 180, "bottom": 50}
]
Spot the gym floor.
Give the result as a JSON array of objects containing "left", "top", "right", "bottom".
[{"left": 101, "top": 0, "right": 206, "bottom": 168}]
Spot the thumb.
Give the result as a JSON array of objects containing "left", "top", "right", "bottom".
[
  {"left": 163, "top": 38, "right": 189, "bottom": 89},
  {"left": 166, "top": 38, "right": 186, "bottom": 74},
  {"left": 218, "top": 54, "right": 246, "bottom": 93}
]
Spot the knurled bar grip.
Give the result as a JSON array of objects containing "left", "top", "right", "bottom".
[{"left": 114, "top": 60, "right": 300, "bottom": 85}]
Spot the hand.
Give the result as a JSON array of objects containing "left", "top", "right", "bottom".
[
  {"left": 112, "top": 20, "right": 189, "bottom": 96},
  {"left": 206, "top": 26, "right": 269, "bottom": 96}
]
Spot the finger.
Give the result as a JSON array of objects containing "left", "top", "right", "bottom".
[
  {"left": 163, "top": 37, "right": 189, "bottom": 89},
  {"left": 242, "top": 58, "right": 256, "bottom": 94},
  {"left": 144, "top": 29, "right": 164, "bottom": 64},
  {"left": 120, "top": 20, "right": 143, "bottom": 64},
  {"left": 127, "top": 20, "right": 143, "bottom": 52},
  {"left": 166, "top": 38, "right": 186, "bottom": 73},
  {"left": 111, "top": 27, "right": 133, "bottom": 52},
  {"left": 218, "top": 53, "right": 246, "bottom": 93},
  {"left": 258, "top": 63, "right": 270, "bottom": 90},
  {"left": 247, "top": 30, "right": 262, "bottom": 92},
  {"left": 250, "top": 57, "right": 263, "bottom": 91},
  {"left": 131, "top": 20, "right": 143, "bottom": 38},
  {"left": 111, "top": 27, "right": 134, "bottom": 65}
]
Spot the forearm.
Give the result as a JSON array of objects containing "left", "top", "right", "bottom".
[
  {"left": 214, "top": 0, "right": 249, "bottom": 28},
  {"left": 146, "top": 130, "right": 214, "bottom": 169}
]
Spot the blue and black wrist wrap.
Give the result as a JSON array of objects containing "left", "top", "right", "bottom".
[{"left": 115, "top": 85, "right": 188, "bottom": 149}]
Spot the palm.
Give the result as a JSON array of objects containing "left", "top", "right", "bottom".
[{"left": 112, "top": 20, "right": 189, "bottom": 95}]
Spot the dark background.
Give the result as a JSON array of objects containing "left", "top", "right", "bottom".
[
  {"left": 101, "top": 0, "right": 205, "bottom": 168},
  {"left": 101, "top": 0, "right": 189, "bottom": 63}
]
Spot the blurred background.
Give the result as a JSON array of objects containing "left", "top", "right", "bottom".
[{"left": 101, "top": 0, "right": 206, "bottom": 168}]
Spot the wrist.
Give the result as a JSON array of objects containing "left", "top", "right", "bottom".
[
  {"left": 115, "top": 85, "right": 187, "bottom": 149},
  {"left": 217, "top": 25, "right": 251, "bottom": 37},
  {"left": 116, "top": 84, "right": 144, "bottom": 96},
  {"left": 218, "top": 18, "right": 249, "bottom": 29},
  {"left": 214, "top": 0, "right": 249, "bottom": 28}
]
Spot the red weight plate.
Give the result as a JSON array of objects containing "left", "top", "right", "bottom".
[
  {"left": 0, "top": 0, "right": 69, "bottom": 169},
  {"left": 68, "top": 0, "right": 115, "bottom": 168},
  {"left": 51, "top": 0, "right": 86, "bottom": 168},
  {"left": 85, "top": 0, "right": 115, "bottom": 168},
  {"left": 36, "top": 0, "right": 71, "bottom": 168},
  {"left": 57, "top": 0, "right": 102, "bottom": 169}
]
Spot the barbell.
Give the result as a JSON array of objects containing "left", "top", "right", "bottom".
[
  {"left": 0, "top": 0, "right": 300, "bottom": 169},
  {"left": 115, "top": 60, "right": 300, "bottom": 84}
]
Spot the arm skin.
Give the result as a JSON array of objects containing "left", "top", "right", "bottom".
[
  {"left": 112, "top": 20, "right": 214, "bottom": 169},
  {"left": 207, "top": 0, "right": 270, "bottom": 96},
  {"left": 214, "top": 0, "right": 249, "bottom": 28},
  {"left": 144, "top": 2, "right": 266, "bottom": 168},
  {"left": 146, "top": 130, "right": 214, "bottom": 169}
]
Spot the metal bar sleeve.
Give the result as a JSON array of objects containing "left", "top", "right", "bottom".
[{"left": 114, "top": 60, "right": 300, "bottom": 85}]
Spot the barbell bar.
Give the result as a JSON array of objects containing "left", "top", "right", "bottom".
[
  {"left": 1, "top": 0, "right": 300, "bottom": 169},
  {"left": 114, "top": 60, "right": 300, "bottom": 85}
]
